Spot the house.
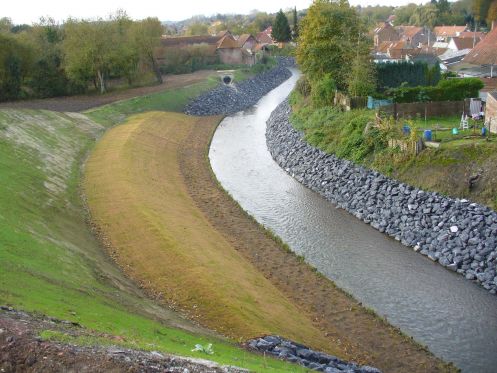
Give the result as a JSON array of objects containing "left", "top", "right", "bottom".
[
  {"left": 406, "top": 46, "right": 443, "bottom": 65},
  {"left": 433, "top": 25, "right": 468, "bottom": 42},
  {"left": 256, "top": 30, "right": 274, "bottom": 45},
  {"left": 447, "top": 37, "right": 478, "bottom": 51},
  {"left": 158, "top": 31, "right": 260, "bottom": 66},
  {"left": 396, "top": 25, "right": 428, "bottom": 46},
  {"left": 237, "top": 34, "right": 258, "bottom": 50},
  {"left": 373, "top": 22, "right": 400, "bottom": 47},
  {"left": 462, "top": 24, "right": 497, "bottom": 77},
  {"left": 485, "top": 91, "right": 497, "bottom": 133},
  {"left": 439, "top": 48, "right": 472, "bottom": 66}
]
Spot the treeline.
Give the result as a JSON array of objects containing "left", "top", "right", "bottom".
[
  {"left": 357, "top": 0, "right": 497, "bottom": 29},
  {"left": 0, "top": 12, "right": 163, "bottom": 102}
]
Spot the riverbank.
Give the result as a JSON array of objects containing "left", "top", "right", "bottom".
[
  {"left": 266, "top": 100, "right": 497, "bottom": 295},
  {"left": 184, "top": 58, "right": 294, "bottom": 116}
]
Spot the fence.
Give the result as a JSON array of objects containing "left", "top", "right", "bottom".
[
  {"left": 388, "top": 138, "right": 424, "bottom": 155},
  {"left": 380, "top": 100, "right": 470, "bottom": 119}
]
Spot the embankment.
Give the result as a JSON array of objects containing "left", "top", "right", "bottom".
[
  {"left": 184, "top": 58, "right": 293, "bottom": 116},
  {"left": 266, "top": 100, "right": 497, "bottom": 295}
]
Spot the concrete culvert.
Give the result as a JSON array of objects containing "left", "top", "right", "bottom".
[{"left": 223, "top": 75, "right": 232, "bottom": 85}]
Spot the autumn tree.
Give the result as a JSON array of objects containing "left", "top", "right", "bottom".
[
  {"left": 296, "top": 0, "right": 367, "bottom": 91},
  {"left": 272, "top": 9, "right": 291, "bottom": 42}
]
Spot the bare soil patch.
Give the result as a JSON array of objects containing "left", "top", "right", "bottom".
[{"left": 0, "top": 71, "right": 214, "bottom": 113}]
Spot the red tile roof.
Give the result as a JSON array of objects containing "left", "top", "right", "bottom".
[
  {"left": 217, "top": 34, "right": 239, "bottom": 49},
  {"left": 434, "top": 26, "right": 467, "bottom": 38},
  {"left": 397, "top": 25, "right": 424, "bottom": 39},
  {"left": 463, "top": 26, "right": 497, "bottom": 65},
  {"left": 256, "top": 31, "right": 273, "bottom": 44},
  {"left": 451, "top": 37, "right": 478, "bottom": 50}
]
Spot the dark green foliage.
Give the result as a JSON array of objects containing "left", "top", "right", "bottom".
[
  {"left": 388, "top": 78, "right": 484, "bottom": 103},
  {"left": 292, "top": 7, "right": 299, "bottom": 40},
  {"left": 376, "top": 62, "right": 441, "bottom": 90},
  {"left": 0, "top": 33, "right": 31, "bottom": 101},
  {"left": 273, "top": 9, "right": 291, "bottom": 42},
  {"left": 311, "top": 74, "right": 336, "bottom": 108}
]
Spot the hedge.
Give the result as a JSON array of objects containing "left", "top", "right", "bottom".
[{"left": 387, "top": 78, "right": 484, "bottom": 103}]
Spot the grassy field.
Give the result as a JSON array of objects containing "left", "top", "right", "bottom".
[
  {"left": 83, "top": 111, "right": 333, "bottom": 352},
  {"left": 84, "top": 76, "right": 218, "bottom": 126},
  {"left": 0, "top": 102, "right": 309, "bottom": 371}
]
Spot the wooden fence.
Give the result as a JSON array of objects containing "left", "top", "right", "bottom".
[{"left": 380, "top": 100, "right": 471, "bottom": 119}]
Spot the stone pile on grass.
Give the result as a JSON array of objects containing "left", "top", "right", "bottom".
[
  {"left": 184, "top": 58, "right": 293, "bottom": 116},
  {"left": 266, "top": 100, "right": 497, "bottom": 295},
  {"left": 247, "top": 335, "right": 381, "bottom": 373}
]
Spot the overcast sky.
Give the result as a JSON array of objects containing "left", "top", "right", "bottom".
[{"left": 4, "top": 0, "right": 427, "bottom": 25}]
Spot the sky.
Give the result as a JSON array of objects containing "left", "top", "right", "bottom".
[{"left": 4, "top": 0, "right": 427, "bottom": 25}]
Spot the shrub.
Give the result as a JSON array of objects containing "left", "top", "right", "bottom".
[
  {"left": 311, "top": 74, "right": 336, "bottom": 108},
  {"left": 376, "top": 61, "right": 440, "bottom": 90},
  {"left": 296, "top": 76, "right": 311, "bottom": 97}
]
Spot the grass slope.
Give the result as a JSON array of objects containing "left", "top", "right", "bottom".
[
  {"left": 83, "top": 111, "right": 332, "bottom": 353},
  {"left": 0, "top": 93, "right": 308, "bottom": 371}
]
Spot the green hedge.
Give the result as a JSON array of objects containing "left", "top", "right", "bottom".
[
  {"left": 377, "top": 61, "right": 440, "bottom": 90},
  {"left": 387, "top": 78, "right": 484, "bottom": 103}
]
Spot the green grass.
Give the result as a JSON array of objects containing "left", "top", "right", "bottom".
[
  {"left": 84, "top": 76, "right": 218, "bottom": 126},
  {"left": 0, "top": 94, "right": 308, "bottom": 371}
]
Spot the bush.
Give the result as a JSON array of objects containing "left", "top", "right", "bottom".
[
  {"left": 311, "top": 74, "right": 336, "bottom": 108},
  {"left": 387, "top": 78, "right": 484, "bottom": 103},
  {"left": 296, "top": 76, "right": 311, "bottom": 97}
]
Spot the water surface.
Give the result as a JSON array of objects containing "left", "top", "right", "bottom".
[{"left": 209, "top": 69, "right": 497, "bottom": 373}]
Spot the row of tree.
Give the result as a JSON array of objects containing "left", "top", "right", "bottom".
[
  {"left": 0, "top": 12, "right": 163, "bottom": 102},
  {"left": 358, "top": 0, "right": 497, "bottom": 30}
]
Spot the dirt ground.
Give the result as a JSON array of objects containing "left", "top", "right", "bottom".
[
  {"left": 177, "top": 117, "right": 458, "bottom": 373},
  {"left": 0, "top": 71, "right": 214, "bottom": 113},
  {"left": 0, "top": 307, "right": 247, "bottom": 373}
]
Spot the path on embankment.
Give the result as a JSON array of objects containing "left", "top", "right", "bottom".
[{"left": 83, "top": 109, "right": 454, "bottom": 373}]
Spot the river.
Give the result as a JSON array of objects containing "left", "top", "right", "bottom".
[{"left": 209, "top": 69, "right": 497, "bottom": 372}]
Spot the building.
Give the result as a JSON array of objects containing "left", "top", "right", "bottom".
[
  {"left": 396, "top": 25, "right": 428, "bottom": 47},
  {"left": 373, "top": 22, "right": 400, "bottom": 47},
  {"left": 158, "top": 31, "right": 261, "bottom": 66},
  {"left": 462, "top": 24, "right": 497, "bottom": 77},
  {"left": 448, "top": 37, "right": 479, "bottom": 51},
  {"left": 433, "top": 26, "right": 468, "bottom": 42}
]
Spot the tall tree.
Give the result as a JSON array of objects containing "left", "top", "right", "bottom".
[
  {"left": 296, "top": 0, "right": 366, "bottom": 90},
  {"left": 272, "top": 9, "right": 291, "bottom": 42},
  {"left": 347, "top": 54, "right": 376, "bottom": 97},
  {"left": 130, "top": 18, "right": 164, "bottom": 84},
  {"left": 292, "top": 7, "right": 299, "bottom": 40}
]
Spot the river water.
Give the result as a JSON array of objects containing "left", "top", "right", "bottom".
[{"left": 209, "top": 69, "right": 497, "bottom": 372}]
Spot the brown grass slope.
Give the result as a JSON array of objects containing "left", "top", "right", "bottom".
[{"left": 83, "top": 111, "right": 333, "bottom": 352}]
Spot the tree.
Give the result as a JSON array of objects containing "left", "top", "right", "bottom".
[
  {"left": 63, "top": 14, "right": 135, "bottom": 94},
  {"left": 0, "top": 33, "right": 31, "bottom": 101},
  {"left": 296, "top": 0, "right": 366, "bottom": 91},
  {"left": 0, "top": 17, "right": 13, "bottom": 33},
  {"left": 130, "top": 18, "right": 164, "bottom": 84},
  {"left": 272, "top": 9, "right": 291, "bottom": 42},
  {"left": 186, "top": 22, "right": 208, "bottom": 36},
  {"left": 292, "top": 7, "right": 299, "bottom": 40},
  {"left": 347, "top": 54, "right": 376, "bottom": 97}
]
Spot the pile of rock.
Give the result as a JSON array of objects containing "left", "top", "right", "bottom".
[
  {"left": 247, "top": 335, "right": 381, "bottom": 373},
  {"left": 184, "top": 58, "right": 293, "bottom": 116},
  {"left": 266, "top": 100, "right": 497, "bottom": 295}
]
